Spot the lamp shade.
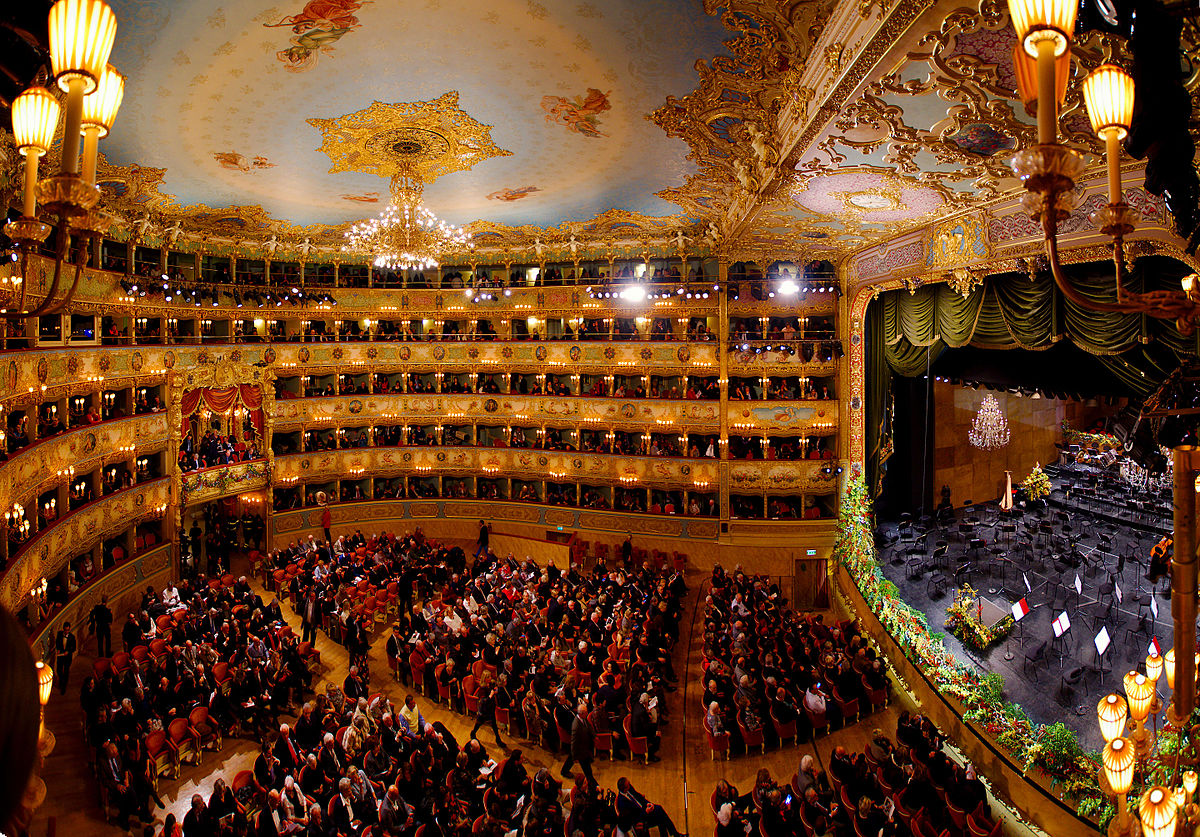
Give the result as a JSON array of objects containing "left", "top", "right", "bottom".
[
  {"left": 1012, "top": 44, "right": 1070, "bottom": 116},
  {"left": 1124, "top": 671, "right": 1154, "bottom": 721},
  {"left": 12, "top": 87, "right": 62, "bottom": 157},
  {"left": 1146, "top": 651, "right": 1164, "bottom": 683},
  {"left": 1139, "top": 786, "right": 1177, "bottom": 837},
  {"left": 1008, "top": 0, "right": 1077, "bottom": 57},
  {"left": 1097, "top": 693, "right": 1128, "bottom": 742},
  {"left": 1082, "top": 64, "right": 1135, "bottom": 140},
  {"left": 1185, "top": 770, "right": 1198, "bottom": 796},
  {"left": 36, "top": 660, "right": 53, "bottom": 706},
  {"left": 1165, "top": 648, "right": 1176, "bottom": 689},
  {"left": 1102, "top": 737, "right": 1135, "bottom": 794},
  {"left": 48, "top": 0, "right": 117, "bottom": 94},
  {"left": 81, "top": 64, "right": 124, "bottom": 136}
]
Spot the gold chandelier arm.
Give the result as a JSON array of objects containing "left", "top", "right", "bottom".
[
  {"left": 1044, "top": 206, "right": 1200, "bottom": 334},
  {"left": 8, "top": 227, "right": 72, "bottom": 321},
  {"left": 1042, "top": 207, "right": 1136, "bottom": 314},
  {"left": 34, "top": 258, "right": 87, "bottom": 317},
  {"left": 17, "top": 250, "right": 30, "bottom": 314}
]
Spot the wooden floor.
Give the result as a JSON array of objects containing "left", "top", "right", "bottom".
[{"left": 30, "top": 555, "right": 1035, "bottom": 837}]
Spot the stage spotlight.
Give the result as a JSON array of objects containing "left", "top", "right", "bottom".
[{"left": 833, "top": 341, "right": 845, "bottom": 359}]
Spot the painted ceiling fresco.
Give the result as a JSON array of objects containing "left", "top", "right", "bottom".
[
  {"left": 99, "top": 0, "right": 731, "bottom": 235},
  {"left": 35, "top": 0, "right": 1195, "bottom": 261}
]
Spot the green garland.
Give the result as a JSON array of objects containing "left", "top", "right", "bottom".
[
  {"left": 833, "top": 476, "right": 1102, "bottom": 813},
  {"left": 945, "top": 584, "right": 1014, "bottom": 651}
]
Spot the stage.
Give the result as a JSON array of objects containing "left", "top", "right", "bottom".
[{"left": 877, "top": 461, "right": 1175, "bottom": 751}]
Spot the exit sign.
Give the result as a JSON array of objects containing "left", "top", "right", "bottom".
[{"left": 806, "top": 549, "right": 817, "bottom": 556}]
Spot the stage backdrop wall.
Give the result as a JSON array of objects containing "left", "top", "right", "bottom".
[{"left": 933, "top": 383, "right": 1093, "bottom": 506}]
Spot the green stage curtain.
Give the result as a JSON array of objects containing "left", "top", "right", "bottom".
[{"left": 876, "top": 256, "right": 1196, "bottom": 395}]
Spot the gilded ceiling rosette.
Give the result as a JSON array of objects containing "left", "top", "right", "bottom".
[{"left": 306, "top": 92, "right": 513, "bottom": 184}]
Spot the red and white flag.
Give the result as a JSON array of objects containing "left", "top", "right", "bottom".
[
  {"left": 1150, "top": 636, "right": 1162, "bottom": 658},
  {"left": 1011, "top": 598, "right": 1030, "bottom": 622}
]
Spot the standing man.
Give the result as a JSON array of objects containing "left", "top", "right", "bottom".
[
  {"left": 321, "top": 502, "right": 332, "bottom": 544},
  {"left": 54, "top": 620, "right": 77, "bottom": 694},
  {"left": 476, "top": 519, "right": 490, "bottom": 558},
  {"left": 88, "top": 594, "right": 114, "bottom": 657},
  {"left": 300, "top": 589, "right": 320, "bottom": 645},
  {"left": 561, "top": 701, "right": 596, "bottom": 786}
]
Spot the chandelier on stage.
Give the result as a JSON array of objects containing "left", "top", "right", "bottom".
[
  {"left": 968, "top": 394, "right": 1010, "bottom": 450},
  {"left": 343, "top": 165, "right": 470, "bottom": 271}
]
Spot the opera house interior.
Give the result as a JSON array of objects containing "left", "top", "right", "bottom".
[{"left": 9, "top": 0, "right": 1200, "bottom": 836}]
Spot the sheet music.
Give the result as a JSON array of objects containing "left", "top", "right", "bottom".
[{"left": 1053, "top": 611, "right": 1071, "bottom": 637}]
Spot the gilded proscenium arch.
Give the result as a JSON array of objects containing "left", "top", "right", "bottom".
[{"left": 842, "top": 241, "right": 1200, "bottom": 472}]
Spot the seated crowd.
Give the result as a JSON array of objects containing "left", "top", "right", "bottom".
[
  {"left": 80, "top": 525, "right": 688, "bottom": 837},
  {"left": 711, "top": 713, "right": 998, "bottom": 837},
  {"left": 700, "top": 564, "right": 890, "bottom": 755},
  {"left": 179, "top": 429, "right": 263, "bottom": 473},
  {"left": 80, "top": 575, "right": 318, "bottom": 833},
  {"left": 269, "top": 527, "right": 685, "bottom": 774}
]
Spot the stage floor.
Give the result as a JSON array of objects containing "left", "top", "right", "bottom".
[{"left": 878, "top": 479, "right": 1174, "bottom": 752}]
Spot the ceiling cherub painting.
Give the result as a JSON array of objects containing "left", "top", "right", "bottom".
[
  {"left": 541, "top": 89, "right": 612, "bottom": 138},
  {"left": 265, "top": 0, "right": 370, "bottom": 72}
]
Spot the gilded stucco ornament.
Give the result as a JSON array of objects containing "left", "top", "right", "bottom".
[{"left": 306, "top": 93, "right": 512, "bottom": 183}]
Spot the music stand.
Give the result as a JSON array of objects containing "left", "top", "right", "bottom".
[
  {"left": 1093, "top": 626, "right": 1111, "bottom": 678},
  {"left": 1052, "top": 611, "right": 1072, "bottom": 669},
  {"left": 1006, "top": 598, "right": 1033, "bottom": 660}
]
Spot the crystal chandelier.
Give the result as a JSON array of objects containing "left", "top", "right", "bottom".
[
  {"left": 968, "top": 394, "right": 1010, "bottom": 450},
  {"left": 343, "top": 165, "right": 470, "bottom": 270}
]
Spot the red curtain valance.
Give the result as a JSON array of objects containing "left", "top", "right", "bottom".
[{"left": 181, "top": 384, "right": 265, "bottom": 439}]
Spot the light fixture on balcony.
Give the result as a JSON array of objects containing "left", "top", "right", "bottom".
[
  {"left": 1007, "top": 0, "right": 1200, "bottom": 335},
  {"left": 343, "top": 164, "right": 470, "bottom": 271},
  {"left": 3, "top": 0, "right": 122, "bottom": 321}
]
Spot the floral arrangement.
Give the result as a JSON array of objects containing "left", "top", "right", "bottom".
[
  {"left": 1062, "top": 421, "right": 1121, "bottom": 452},
  {"left": 944, "top": 584, "right": 1013, "bottom": 650},
  {"left": 833, "top": 476, "right": 1102, "bottom": 813},
  {"left": 1022, "top": 463, "right": 1052, "bottom": 501}
]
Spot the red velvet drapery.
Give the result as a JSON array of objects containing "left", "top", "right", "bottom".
[{"left": 180, "top": 385, "right": 265, "bottom": 441}]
